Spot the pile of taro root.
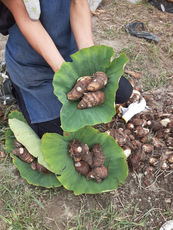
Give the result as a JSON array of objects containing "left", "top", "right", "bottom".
[
  {"left": 67, "top": 72, "right": 108, "bottom": 109},
  {"left": 12, "top": 139, "right": 51, "bottom": 174},
  {"left": 12, "top": 138, "right": 109, "bottom": 183},
  {"left": 104, "top": 87, "right": 173, "bottom": 186},
  {"left": 69, "top": 139, "right": 109, "bottom": 183}
]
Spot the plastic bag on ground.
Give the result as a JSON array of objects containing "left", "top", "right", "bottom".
[
  {"left": 148, "top": 0, "right": 173, "bottom": 13},
  {"left": 126, "top": 21, "right": 159, "bottom": 43}
]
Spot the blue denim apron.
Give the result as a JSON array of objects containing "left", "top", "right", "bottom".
[{"left": 5, "top": 0, "right": 78, "bottom": 123}]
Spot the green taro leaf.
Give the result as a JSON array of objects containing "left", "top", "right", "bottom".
[
  {"left": 8, "top": 118, "right": 52, "bottom": 171},
  {"left": 53, "top": 45, "right": 128, "bottom": 132},
  {"left": 42, "top": 126, "right": 128, "bottom": 195},
  {"left": 8, "top": 110, "right": 27, "bottom": 123},
  {"left": 11, "top": 154, "right": 61, "bottom": 188},
  {"left": 5, "top": 128, "right": 16, "bottom": 153},
  {"left": 6, "top": 111, "right": 62, "bottom": 188}
]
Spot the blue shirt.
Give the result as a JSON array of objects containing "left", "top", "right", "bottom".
[{"left": 5, "top": 0, "right": 78, "bottom": 123}]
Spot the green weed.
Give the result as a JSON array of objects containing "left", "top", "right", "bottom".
[
  {"left": 141, "top": 71, "right": 169, "bottom": 91},
  {"left": 67, "top": 203, "right": 150, "bottom": 230}
]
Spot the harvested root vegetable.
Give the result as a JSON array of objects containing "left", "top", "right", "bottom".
[
  {"left": 147, "top": 120, "right": 162, "bottom": 132},
  {"left": 142, "top": 144, "right": 154, "bottom": 153},
  {"left": 149, "top": 157, "right": 158, "bottom": 166},
  {"left": 75, "top": 161, "right": 90, "bottom": 176},
  {"left": 86, "top": 165, "right": 108, "bottom": 183},
  {"left": 69, "top": 139, "right": 108, "bottom": 183},
  {"left": 122, "top": 146, "right": 132, "bottom": 158},
  {"left": 131, "top": 118, "right": 145, "bottom": 127},
  {"left": 127, "top": 139, "right": 141, "bottom": 150},
  {"left": 67, "top": 76, "right": 92, "bottom": 101},
  {"left": 140, "top": 136, "right": 148, "bottom": 143},
  {"left": 91, "top": 143, "right": 105, "bottom": 167},
  {"left": 127, "top": 123, "right": 135, "bottom": 130},
  {"left": 135, "top": 126, "right": 149, "bottom": 138},
  {"left": 12, "top": 147, "right": 34, "bottom": 163},
  {"left": 87, "top": 72, "right": 108, "bottom": 91},
  {"left": 165, "top": 137, "right": 173, "bottom": 147},
  {"left": 168, "top": 155, "right": 173, "bottom": 163},
  {"left": 128, "top": 150, "right": 145, "bottom": 171},
  {"left": 31, "top": 162, "right": 50, "bottom": 174},
  {"left": 14, "top": 139, "right": 23, "bottom": 148},
  {"left": 129, "top": 90, "right": 141, "bottom": 103},
  {"left": 160, "top": 118, "right": 171, "bottom": 128},
  {"left": 69, "top": 139, "right": 89, "bottom": 158},
  {"left": 161, "top": 162, "right": 169, "bottom": 170},
  {"left": 78, "top": 91, "right": 105, "bottom": 109},
  {"left": 81, "top": 151, "right": 93, "bottom": 167},
  {"left": 106, "top": 129, "right": 127, "bottom": 147}
]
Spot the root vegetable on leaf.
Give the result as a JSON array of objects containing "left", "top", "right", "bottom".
[
  {"left": 69, "top": 139, "right": 108, "bottom": 183},
  {"left": 86, "top": 165, "right": 109, "bottom": 183},
  {"left": 67, "top": 71, "right": 108, "bottom": 109},
  {"left": 12, "top": 147, "right": 34, "bottom": 164},
  {"left": 87, "top": 72, "right": 108, "bottom": 91},
  {"left": 31, "top": 162, "right": 51, "bottom": 174},
  {"left": 75, "top": 161, "right": 90, "bottom": 176},
  {"left": 91, "top": 143, "right": 105, "bottom": 168},
  {"left": 67, "top": 76, "right": 92, "bottom": 101},
  {"left": 14, "top": 139, "right": 23, "bottom": 148},
  {"left": 69, "top": 139, "right": 89, "bottom": 158},
  {"left": 81, "top": 151, "right": 93, "bottom": 167},
  {"left": 78, "top": 91, "right": 105, "bottom": 109}
]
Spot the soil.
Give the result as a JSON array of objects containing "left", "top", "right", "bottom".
[{"left": 0, "top": 1, "right": 173, "bottom": 230}]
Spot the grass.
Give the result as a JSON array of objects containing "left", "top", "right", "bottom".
[
  {"left": 103, "top": 26, "right": 117, "bottom": 40},
  {"left": 66, "top": 202, "right": 153, "bottom": 230},
  {"left": 0, "top": 155, "right": 51, "bottom": 229},
  {"left": 0, "top": 104, "right": 50, "bottom": 230},
  {"left": 140, "top": 71, "right": 169, "bottom": 91}
]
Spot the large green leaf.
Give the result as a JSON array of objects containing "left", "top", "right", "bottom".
[
  {"left": 42, "top": 126, "right": 128, "bottom": 195},
  {"left": 53, "top": 45, "right": 128, "bottom": 132},
  {"left": 11, "top": 154, "right": 61, "bottom": 188},
  {"left": 6, "top": 111, "right": 62, "bottom": 188},
  {"left": 8, "top": 118, "right": 52, "bottom": 171},
  {"left": 8, "top": 110, "right": 27, "bottom": 123}
]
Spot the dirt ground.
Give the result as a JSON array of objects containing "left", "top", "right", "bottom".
[{"left": 0, "top": 1, "right": 173, "bottom": 230}]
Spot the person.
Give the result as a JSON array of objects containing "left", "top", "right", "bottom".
[{"left": 2, "top": 0, "right": 133, "bottom": 138}]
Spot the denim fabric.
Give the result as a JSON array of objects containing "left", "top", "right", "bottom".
[{"left": 5, "top": 0, "right": 78, "bottom": 123}]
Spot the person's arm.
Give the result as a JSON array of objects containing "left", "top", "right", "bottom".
[
  {"left": 70, "top": 0, "right": 94, "bottom": 50},
  {"left": 2, "top": 0, "right": 64, "bottom": 73}
]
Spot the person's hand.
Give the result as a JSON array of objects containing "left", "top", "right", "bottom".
[{"left": 120, "top": 97, "right": 147, "bottom": 122}]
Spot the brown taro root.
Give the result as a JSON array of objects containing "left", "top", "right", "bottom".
[
  {"left": 70, "top": 140, "right": 108, "bottom": 183},
  {"left": 12, "top": 147, "right": 34, "bottom": 163},
  {"left": 147, "top": 120, "right": 162, "bottom": 132},
  {"left": 14, "top": 139, "right": 23, "bottom": 148},
  {"left": 86, "top": 165, "right": 108, "bottom": 183},
  {"left": 91, "top": 143, "right": 105, "bottom": 168},
  {"left": 78, "top": 91, "right": 105, "bottom": 109},
  {"left": 31, "top": 162, "right": 50, "bottom": 174},
  {"left": 131, "top": 118, "right": 145, "bottom": 127},
  {"left": 142, "top": 144, "right": 154, "bottom": 153},
  {"left": 81, "top": 151, "right": 93, "bottom": 167},
  {"left": 87, "top": 72, "right": 108, "bottom": 91},
  {"left": 168, "top": 155, "right": 173, "bottom": 163},
  {"left": 106, "top": 129, "right": 127, "bottom": 147},
  {"left": 75, "top": 161, "right": 90, "bottom": 176},
  {"left": 67, "top": 76, "right": 92, "bottom": 101},
  {"left": 135, "top": 126, "right": 149, "bottom": 138},
  {"left": 128, "top": 150, "right": 146, "bottom": 171},
  {"left": 69, "top": 139, "right": 89, "bottom": 158},
  {"left": 127, "top": 123, "right": 135, "bottom": 130}
]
